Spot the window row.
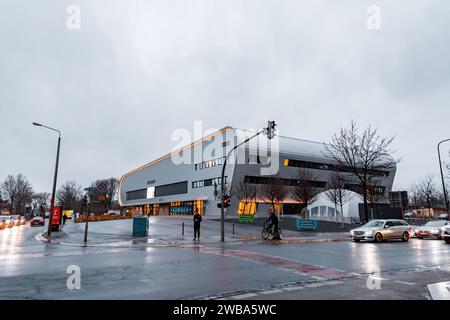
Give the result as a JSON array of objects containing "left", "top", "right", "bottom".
[
  {"left": 194, "top": 156, "right": 227, "bottom": 170},
  {"left": 284, "top": 159, "right": 390, "bottom": 177},
  {"left": 192, "top": 176, "right": 228, "bottom": 189}
]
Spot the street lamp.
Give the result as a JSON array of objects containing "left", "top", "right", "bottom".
[
  {"left": 219, "top": 121, "right": 277, "bottom": 242},
  {"left": 437, "top": 139, "right": 450, "bottom": 219},
  {"left": 33, "top": 122, "right": 61, "bottom": 239}
]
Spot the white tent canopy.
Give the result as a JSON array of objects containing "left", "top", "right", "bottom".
[{"left": 308, "top": 190, "right": 363, "bottom": 221}]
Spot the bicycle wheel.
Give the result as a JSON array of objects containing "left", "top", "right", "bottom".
[{"left": 261, "top": 227, "right": 270, "bottom": 240}]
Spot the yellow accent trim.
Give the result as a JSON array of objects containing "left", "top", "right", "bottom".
[
  {"left": 118, "top": 127, "right": 234, "bottom": 206},
  {"left": 284, "top": 159, "right": 289, "bottom": 166}
]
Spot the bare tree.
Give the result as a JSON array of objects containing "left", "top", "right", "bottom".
[
  {"left": 234, "top": 181, "right": 258, "bottom": 204},
  {"left": 324, "top": 121, "right": 396, "bottom": 222},
  {"left": 259, "top": 176, "right": 288, "bottom": 213},
  {"left": 1, "top": 174, "right": 33, "bottom": 215},
  {"left": 89, "top": 178, "right": 119, "bottom": 210},
  {"left": 325, "top": 172, "right": 352, "bottom": 226},
  {"left": 290, "top": 169, "right": 322, "bottom": 219},
  {"left": 57, "top": 181, "right": 82, "bottom": 211},
  {"left": 411, "top": 175, "right": 441, "bottom": 217},
  {"left": 32, "top": 192, "right": 50, "bottom": 217},
  {"left": 234, "top": 182, "right": 258, "bottom": 214}
]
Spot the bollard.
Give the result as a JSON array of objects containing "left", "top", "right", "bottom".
[
  {"left": 182, "top": 222, "right": 184, "bottom": 236},
  {"left": 232, "top": 223, "right": 235, "bottom": 236}
]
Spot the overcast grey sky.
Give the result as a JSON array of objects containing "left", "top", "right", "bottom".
[{"left": 1, "top": 0, "right": 449, "bottom": 193}]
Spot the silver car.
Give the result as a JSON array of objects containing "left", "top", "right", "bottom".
[
  {"left": 350, "top": 219, "right": 412, "bottom": 242},
  {"left": 442, "top": 225, "right": 450, "bottom": 244},
  {"left": 415, "top": 220, "right": 450, "bottom": 239}
]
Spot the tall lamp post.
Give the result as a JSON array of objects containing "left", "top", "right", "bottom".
[
  {"left": 33, "top": 122, "right": 61, "bottom": 239},
  {"left": 437, "top": 138, "right": 450, "bottom": 219},
  {"left": 219, "top": 121, "right": 277, "bottom": 242}
]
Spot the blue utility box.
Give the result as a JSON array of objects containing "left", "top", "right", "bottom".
[{"left": 132, "top": 216, "right": 149, "bottom": 237}]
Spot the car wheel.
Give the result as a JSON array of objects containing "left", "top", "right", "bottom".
[
  {"left": 445, "top": 238, "right": 450, "bottom": 244},
  {"left": 402, "top": 232, "right": 410, "bottom": 242},
  {"left": 375, "top": 233, "right": 383, "bottom": 242}
]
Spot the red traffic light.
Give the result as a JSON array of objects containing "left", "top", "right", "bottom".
[{"left": 223, "top": 195, "right": 230, "bottom": 208}]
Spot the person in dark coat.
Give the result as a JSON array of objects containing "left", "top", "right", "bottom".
[
  {"left": 193, "top": 208, "right": 202, "bottom": 241},
  {"left": 265, "top": 206, "right": 281, "bottom": 240}
]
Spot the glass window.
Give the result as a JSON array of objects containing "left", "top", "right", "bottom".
[{"left": 385, "top": 221, "right": 395, "bottom": 227}]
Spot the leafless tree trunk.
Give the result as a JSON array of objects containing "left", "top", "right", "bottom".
[
  {"left": 289, "top": 169, "right": 322, "bottom": 219},
  {"left": 323, "top": 121, "right": 396, "bottom": 223},
  {"left": 325, "top": 172, "right": 352, "bottom": 226}
]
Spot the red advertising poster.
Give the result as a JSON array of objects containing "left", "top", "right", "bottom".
[{"left": 51, "top": 206, "right": 62, "bottom": 226}]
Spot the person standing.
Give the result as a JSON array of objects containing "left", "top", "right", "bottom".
[
  {"left": 62, "top": 211, "right": 67, "bottom": 225},
  {"left": 193, "top": 208, "right": 202, "bottom": 241}
]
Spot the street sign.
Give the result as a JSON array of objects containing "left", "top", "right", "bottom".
[
  {"left": 97, "top": 182, "right": 108, "bottom": 193},
  {"left": 238, "top": 214, "right": 255, "bottom": 223}
]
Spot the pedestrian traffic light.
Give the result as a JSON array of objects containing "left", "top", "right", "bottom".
[{"left": 223, "top": 195, "right": 230, "bottom": 208}]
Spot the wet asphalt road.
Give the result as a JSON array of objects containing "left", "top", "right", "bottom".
[{"left": 1, "top": 223, "right": 450, "bottom": 299}]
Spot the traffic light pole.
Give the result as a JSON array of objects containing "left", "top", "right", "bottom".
[{"left": 220, "top": 128, "right": 268, "bottom": 242}]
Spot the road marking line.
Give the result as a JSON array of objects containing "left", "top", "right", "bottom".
[
  {"left": 311, "top": 276, "right": 325, "bottom": 280},
  {"left": 230, "top": 293, "right": 257, "bottom": 299},
  {"left": 394, "top": 280, "right": 415, "bottom": 286},
  {"left": 427, "top": 281, "right": 450, "bottom": 300},
  {"left": 261, "top": 289, "right": 283, "bottom": 294},
  {"left": 283, "top": 285, "right": 305, "bottom": 291},
  {"left": 304, "top": 283, "right": 325, "bottom": 288},
  {"left": 197, "top": 246, "right": 350, "bottom": 279},
  {"left": 325, "top": 280, "right": 343, "bottom": 285}
]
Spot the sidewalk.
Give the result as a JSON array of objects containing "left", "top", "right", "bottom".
[{"left": 36, "top": 217, "right": 350, "bottom": 247}]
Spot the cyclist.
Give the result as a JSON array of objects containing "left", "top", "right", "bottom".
[{"left": 265, "top": 206, "right": 281, "bottom": 240}]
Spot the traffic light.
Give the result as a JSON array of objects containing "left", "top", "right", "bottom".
[
  {"left": 266, "top": 120, "right": 277, "bottom": 139},
  {"left": 223, "top": 195, "right": 230, "bottom": 208},
  {"left": 217, "top": 195, "right": 231, "bottom": 208}
]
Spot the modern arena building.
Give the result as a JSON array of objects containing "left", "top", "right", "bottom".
[{"left": 118, "top": 126, "right": 396, "bottom": 218}]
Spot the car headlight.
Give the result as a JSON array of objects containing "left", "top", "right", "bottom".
[
  {"left": 365, "top": 231, "right": 373, "bottom": 236},
  {"left": 432, "top": 229, "right": 440, "bottom": 233}
]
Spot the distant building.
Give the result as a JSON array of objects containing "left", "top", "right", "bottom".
[{"left": 118, "top": 127, "right": 397, "bottom": 217}]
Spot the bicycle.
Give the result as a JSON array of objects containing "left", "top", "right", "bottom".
[{"left": 261, "top": 221, "right": 282, "bottom": 240}]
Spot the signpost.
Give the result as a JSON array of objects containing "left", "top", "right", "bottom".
[{"left": 51, "top": 205, "right": 62, "bottom": 231}]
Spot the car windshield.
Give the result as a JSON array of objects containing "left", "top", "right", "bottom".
[
  {"left": 363, "top": 220, "right": 384, "bottom": 228},
  {"left": 425, "top": 220, "right": 446, "bottom": 227}
]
